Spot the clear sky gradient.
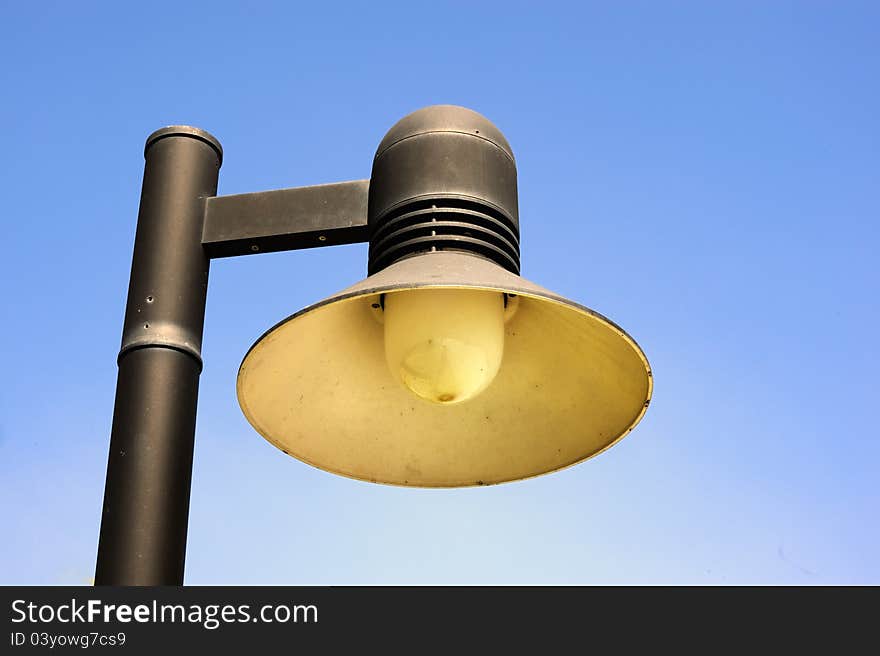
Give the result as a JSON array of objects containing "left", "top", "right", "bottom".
[{"left": 1, "top": 1, "right": 877, "bottom": 584}]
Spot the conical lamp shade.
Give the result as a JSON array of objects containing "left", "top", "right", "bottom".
[{"left": 237, "top": 252, "right": 652, "bottom": 487}]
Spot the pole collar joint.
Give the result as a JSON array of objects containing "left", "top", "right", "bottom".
[{"left": 118, "top": 325, "right": 204, "bottom": 371}]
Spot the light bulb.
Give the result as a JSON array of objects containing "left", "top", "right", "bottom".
[{"left": 383, "top": 288, "right": 505, "bottom": 404}]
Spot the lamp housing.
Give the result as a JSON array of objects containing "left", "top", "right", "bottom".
[{"left": 236, "top": 106, "right": 653, "bottom": 487}]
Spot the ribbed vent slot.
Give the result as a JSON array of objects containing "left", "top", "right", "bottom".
[{"left": 369, "top": 199, "right": 520, "bottom": 274}]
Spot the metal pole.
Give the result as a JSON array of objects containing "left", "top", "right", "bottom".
[{"left": 95, "top": 127, "right": 222, "bottom": 585}]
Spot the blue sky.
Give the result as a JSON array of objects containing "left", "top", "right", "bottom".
[{"left": 1, "top": 1, "right": 877, "bottom": 584}]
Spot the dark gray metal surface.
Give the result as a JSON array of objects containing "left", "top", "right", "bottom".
[
  {"left": 202, "top": 179, "right": 370, "bottom": 258},
  {"left": 367, "top": 106, "right": 520, "bottom": 274},
  {"left": 95, "top": 127, "right": 221, "bottom": 585}
]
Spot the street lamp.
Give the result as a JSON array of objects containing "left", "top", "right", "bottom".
[{"left": 95, "top": 105, "right": 652, "bottom": 586}]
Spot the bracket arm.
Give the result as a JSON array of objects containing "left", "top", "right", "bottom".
[{"left": 202, "top": 179, "right": 370, "bottom": 258}]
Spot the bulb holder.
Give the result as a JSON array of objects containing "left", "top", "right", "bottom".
[{"left": 368, "top": 106, "right": 521, "bottom": 275}]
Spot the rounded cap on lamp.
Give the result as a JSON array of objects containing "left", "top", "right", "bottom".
[
  {"left": 237, "top": 251, "right": 652, "bottom": 488},
  {"left": 375, "top": 105, "right": 515, "bottom": 162}
]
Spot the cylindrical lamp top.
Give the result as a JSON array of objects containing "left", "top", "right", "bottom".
[{"left": 367, "top": 106, "right": 520, "bottom": 274}]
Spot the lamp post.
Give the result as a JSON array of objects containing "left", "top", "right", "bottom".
[{"left": 95, "top": 106, "right": 652, "bottom": 586}]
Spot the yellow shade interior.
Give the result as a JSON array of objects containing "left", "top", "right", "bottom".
[{"left": 237, "top": 253, "right": 651, "bottom": 487}]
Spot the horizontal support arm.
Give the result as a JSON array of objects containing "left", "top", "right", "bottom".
[{"left": 202, "top": 179, "right": 370, "bottom": 258}]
